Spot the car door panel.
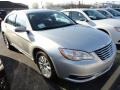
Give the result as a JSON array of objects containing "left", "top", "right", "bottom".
[
  {"left": 3, "top": 14, "right": 17, "bottom": 44},
  {"left": 15, "top": 31, "right": 33, "bottom": 54},
  {"left": 14, "top": 13, "right": 32, "bottom": 54}
]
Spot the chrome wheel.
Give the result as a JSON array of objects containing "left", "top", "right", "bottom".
[{"left": 38, "top": 55, "right": 52, "bottom": 78}]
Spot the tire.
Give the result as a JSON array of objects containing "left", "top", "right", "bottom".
[
  {"left": 35, "top": 51, "right": 56, "bottom": 79},
  {"left": 2, "top": 34, "right": 13, "bottom": 50}
]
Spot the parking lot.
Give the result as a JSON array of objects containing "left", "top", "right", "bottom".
[{"left": 0, "top": 32, "right": 120, "bottom": 90}]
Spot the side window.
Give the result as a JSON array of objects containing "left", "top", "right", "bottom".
[
  {"left": 15, "top": 14, "right": 27, "bottom": 28},
  {"left": 5, "top": 14, "right": 16, "bottom": 26},
  {"left": 53, "top": 13, "right": 70, "bottom": 23},
  {"left": 98, "top": 10, "right": 112, "bottom": 18},
  {"left": 63, "top": 11, "right": 70, "bottom": 17},
  {"left": 102, "top": 11, "right": 108, "bottom": 16},
  {"left": 99, "top": 10, "right": 108, "bottom": 16},
  {"left": 71, "top": 11, "right": 86, "bottom": 21}
]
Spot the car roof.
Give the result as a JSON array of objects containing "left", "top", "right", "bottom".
[
  {"left": 62, "top": 8, "right": 100, "bottom": 12},
  {"left": 94, "top": 8, "right": 106, "bottom": 10},
  {"left": 14, "top": 9, "right": 58, "bottom": 14}
]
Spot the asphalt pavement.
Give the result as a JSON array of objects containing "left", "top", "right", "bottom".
[{"left": 0, "top": 32, "right": 119, "bottom": 90}]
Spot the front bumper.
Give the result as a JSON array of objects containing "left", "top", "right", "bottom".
[
  {"left": 52, "top": 48, "right": 116, "bottom": 83},
  {"left": 65, "top": 58, "right": 114, "bottom": 83}
]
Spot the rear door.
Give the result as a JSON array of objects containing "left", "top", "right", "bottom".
[{"left": 3, "top": 13, "right": 17, "bottom": 44}]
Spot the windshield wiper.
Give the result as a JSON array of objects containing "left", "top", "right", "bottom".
[
  {"left": 60, "top": 23, "right": 76, "bottom": 27},
  {"left": 36, "top": 24, "right": 76, "bottom": 31}
]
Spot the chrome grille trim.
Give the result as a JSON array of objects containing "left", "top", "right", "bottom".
[{"left": 95, "top": 42, "right": 113, "bottom": 60}]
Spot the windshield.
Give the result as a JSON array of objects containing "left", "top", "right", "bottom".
[
  {"left": 27, "top": 11, "right": 76, "bottom": 31},
  {"left": 107, "top": 9, "right": 120, "bottom": 16},
  {"left": 84, "top": 10, "right": 107, "bottom": 20},
  {"left": 115, "top": 9, "right": 120, "bottom": 12},
  {"left": 97, "top": 10, "right": 113, "bottom": 18}
]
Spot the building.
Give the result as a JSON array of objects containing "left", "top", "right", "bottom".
[
  {"left": 0, "top": 1, "right": 28, "bottom": 13},
  {"left": 0, "top": 1, "right": 28, "bottom": 28},
  {"left": 93, "top": 1, "right": 120, "bottom": 8}
]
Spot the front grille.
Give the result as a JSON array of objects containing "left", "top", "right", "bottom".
[{"left": 95, "top": 42, "right": 113, "bottom": 60}]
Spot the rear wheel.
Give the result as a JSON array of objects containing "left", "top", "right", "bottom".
[{"left": 36, "top": 51, "right": 56, "bottom": 79}]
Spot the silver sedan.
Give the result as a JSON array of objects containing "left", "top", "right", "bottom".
[{"left": 1, "top": 9, "right": 116, "bottom": 83}]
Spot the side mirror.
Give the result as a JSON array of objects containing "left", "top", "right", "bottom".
[
  {"left": 85, "top": 19, "right": 90, "bottom": 22},
  {"left": 75, "top": 20, "right": 81, "bottom": 24},
  {"left": 108, "top": 16, "right": 113, "bottom": 18},
  {"left": 75, "top": 19, "right": 90, "bottom": 24},
  {"left": 89, "top": 16, "right": 96, "bottom": 20},
  {"left": 15, "top": 27, "right": 26, "bottom": 32}
]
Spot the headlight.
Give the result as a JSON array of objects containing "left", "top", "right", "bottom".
[
  {"left": 114, "top": 27, "right": 120, "bottom": 32},
  {"left": 59, "top": 48, "right": 94, "bottom": 61}
]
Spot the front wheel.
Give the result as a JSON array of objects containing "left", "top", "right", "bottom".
[{"left": 36, "top": 51, "right": 56, "bottom": 79}]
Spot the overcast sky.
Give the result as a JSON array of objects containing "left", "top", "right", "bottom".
[{"left": 1, "top": 0, "right": 120, "bottom": 6}]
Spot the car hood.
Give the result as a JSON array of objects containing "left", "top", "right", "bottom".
[
  {"left": 37, "top": 25, "right": 111, "bottom": 52},
  {"left": 93, "top": 18, "right": 120, "bottom": 27}
]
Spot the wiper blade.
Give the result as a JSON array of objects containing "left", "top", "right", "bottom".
[
  {"left": 36, "top": 24, "right": 76, "bottom": 31},
  {"left": 62, "top": 24, "right": 75, "bottom": 27}
]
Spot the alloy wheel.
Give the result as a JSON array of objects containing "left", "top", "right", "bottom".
[{"left": 38, "top": 55, "right": 52, "bottom": 78}]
